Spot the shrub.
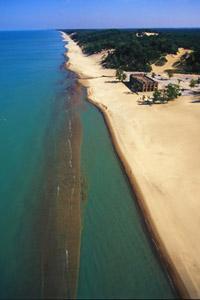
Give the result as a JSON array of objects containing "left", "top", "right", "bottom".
[
  {"left": 152, "top": 89, "right": 164, "bottom": 103},
  {"left": 165, "top": 84, "right": 181, "bottom": 100},
  {"left": 165, "top": 69, "right": 174, "bottom": 78},
  {"left": 116, "top": 69, "right": 127, "bottom": 82},
  {"left": 155, "top": 56, "right": 167, "bottom": 66}
]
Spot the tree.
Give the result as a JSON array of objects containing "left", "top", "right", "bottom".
[
  {"left": 165, "top": 69, "right": 174, "bottom": 79},
  {"left": 165, "top": 84, "right": 181, "bottom": 100},
  {"left": 116, "top": 68, "right": 127, "bottom": 82},
  {"left": 190, "top": 79, "right": 197, "bottom": 88},
  {"left": 152, "top": 89, "right": 164, "bottom": 103}
]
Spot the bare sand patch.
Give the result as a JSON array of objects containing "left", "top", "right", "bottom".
[{"left": 151, "top": 48, "right": 192, "bottom": 74}]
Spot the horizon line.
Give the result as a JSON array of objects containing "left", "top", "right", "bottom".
[{"left": 1, "top": 26, "right": 200, "bottom": 32}]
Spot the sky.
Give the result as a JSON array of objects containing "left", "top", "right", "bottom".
[{"left": 0, "top": 0, "right": 200, "bottom": 30}]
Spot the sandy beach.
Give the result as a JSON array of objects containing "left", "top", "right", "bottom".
[{"left": 61, "top": 32, "right": 200, "bottom": 299}]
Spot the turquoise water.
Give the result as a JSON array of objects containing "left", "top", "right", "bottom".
[
  {"left": 0, "top": 30, "right": 75, "bottom": 298},
  {"left": 78, "top": 101, "right": 176, "bottom": 299}
]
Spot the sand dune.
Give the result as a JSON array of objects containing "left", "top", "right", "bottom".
[
  {"left": 151, "top": 48, "right": 192, "bottom": 74},
  {"left": 61, "top": 32, "right": 200, "bottom": 299}
]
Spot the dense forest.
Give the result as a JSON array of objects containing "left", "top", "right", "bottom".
[{"left": 63, "top": 29, "right": 200, "bottom": 73}]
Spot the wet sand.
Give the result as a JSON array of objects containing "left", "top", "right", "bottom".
[
  {"left": 40, "top": 72, "right": 82, "bottom": 299},
  {"left": 61, "top": 32, "right": 200, "bottom": 299}
]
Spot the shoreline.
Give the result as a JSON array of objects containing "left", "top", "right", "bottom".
[
  {"left": 82, "top": 83, "right": 185, "bottom": 299},
  {"left": 61, "top": 31, "right": 200, "bottom": 299}
]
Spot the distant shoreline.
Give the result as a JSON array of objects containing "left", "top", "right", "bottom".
[{"left": 61, "top": 31, "right": 200, "bottom": 299}]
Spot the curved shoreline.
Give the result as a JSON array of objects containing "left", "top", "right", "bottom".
[
  {"left": 61, "top": 31, "right": 200, "bottom": 299},
  {"left": 84, "top": 91, "right": 187, "bottom": 299}
]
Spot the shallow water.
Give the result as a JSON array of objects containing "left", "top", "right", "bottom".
[
  {"left": 78, "top": 99, "right": 177, "bottom": 299},
  {"left": 0, "top": 30, "right": 81, "bottom": 299}
]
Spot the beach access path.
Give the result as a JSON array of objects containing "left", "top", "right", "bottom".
[{"left": 61, "top": 32, "right": 200, "bottom": 299}]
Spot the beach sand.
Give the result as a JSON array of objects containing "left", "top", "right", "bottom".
[{"left": 61, "top": 32, "right": 200, "bottom": 299}]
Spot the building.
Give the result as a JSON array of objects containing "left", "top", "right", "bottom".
[
  {"left": 129, "top": 73, "right": 158, "bottom": 92},
  {"left": 136, "top": 32, "right": 159, "bottom": 38}
]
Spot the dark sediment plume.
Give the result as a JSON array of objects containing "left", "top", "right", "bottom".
[{"left": 38, "top": 72, "right": 83, "bottom": 299}]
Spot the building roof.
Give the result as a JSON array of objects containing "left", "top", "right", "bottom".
[{"left": 130, "top": 74, "right": 157, "bottom": 85}]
